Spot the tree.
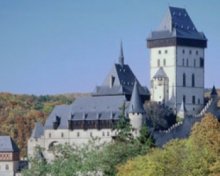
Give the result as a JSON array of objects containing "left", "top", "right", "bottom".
[
  {"left": 117, "top": 113, "right": 220, "bottom": 176},
  {"left": 144, "top": 102, "right": 176, "bottom": 130}
]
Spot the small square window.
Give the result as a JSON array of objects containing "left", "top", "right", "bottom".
[
  {"left": 158, "top": 50, "right": 161, "bottom": 54},
  {"left": 165, "top": 50, "right": 168, "bottom": 54}
]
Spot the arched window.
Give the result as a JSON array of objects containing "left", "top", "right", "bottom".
[
  {"left": 49, "top": 133, "right": 51, "bottom": 138},
  {"left": 186, "top": 59, "right": 189, "bottom": 66},
  {"left": 5, "top": 164, "right": 9, "bottom": 170},
  {"left": 192, "top": 96, "right": 196, "bottom": 104},
  {"left": 183, "top": 95, "right": 186, "bottom": 103},
  {"left": 163, "top": 59, "right": 166, "bottom": 66},
  {"left": 194, "top": 59, "right": 196, "bottom": 67},
  {"left": 192, "top": 74, "right": 195, "bottom": 87},
  {"left": 182, "top": 58, "right": 185, "bottom": 66},
  {"left": 157, "top": 59, "right": 160, "bottom": 67},
  {"left": 183, "top": 73, "right": 186, "bottom": 87}
]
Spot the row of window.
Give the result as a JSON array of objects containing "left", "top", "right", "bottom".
[
  {"left": 183, "top": 95, "right": 200, "bottom": 105},
  {"left": 158, "top": 49, "right": 200, "bottom": 55},
  {"left": 48, "top": 131, "right": 111, "bottom": 138},
  {"left": 157, "top": 57, "right": 204, "bottom": 67},
  {"left": 183, "top": 73, "right": 195, "bottom": 87}
]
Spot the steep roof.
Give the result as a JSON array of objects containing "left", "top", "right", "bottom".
[
  {"left": 44, "top": 95, "right": 128, "bottom": 129},
  {"left": 148, "top": 6, "right": 206, "bottom": 41},
  {"left": 31, "top": 122, "right": 44, "bottom": 138},
  {"left": 153, "top": 67, "right": 168, "bottom": 78},
  {"left": 93, "top": 44, "right": 150, "bottom": 99},
  {"left": 0, "top": 136, "right": 19, "bottom": 152},
  {"left": 93, "top": 63, "right": 149, "bottom": 98},
  {"left": 128, "top": 81, "right": 145, "bottom": 113}
]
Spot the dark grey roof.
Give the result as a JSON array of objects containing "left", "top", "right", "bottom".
[
  {"left": 93, "top": 63, "right": 150, "bottom": 98},
  {"left": 153, "top": 67, "right": 168, "bottom": 78},
  {"left": 128, "top": 81, "right": 145, "bottom": 113},
  {"left": 44, "top": 95, "right": 128, "bottom": 129},
  {"left": 148, "top": 6, "right": 206, "bottom": 41},
  {"left": 31, "top": 122, "right": 44, "bottom": 138},
  {"left": 0, "top": 136, "right": 19, "bottom": 152}
]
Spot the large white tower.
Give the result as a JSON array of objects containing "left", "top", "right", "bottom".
[{"left": 147, "top": 7, "right": 207, "bottom": 115}]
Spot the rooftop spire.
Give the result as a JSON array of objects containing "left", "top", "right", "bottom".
[
  {"left": 118, "top": 41, "right": 124, "bottom": 65},
  {"left": 128, "top": 81, "right": 145, "bottom": 114},
  {"left": 211, "top": 85, "right": 218, "bottom": 97}
]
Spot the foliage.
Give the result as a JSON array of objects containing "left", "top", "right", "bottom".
[
  {"left": 144, "top": 101, "right": 176, "bottom": 130},
  {"left": 117, "top": 113, "right": 220, "bottom": 176},
  {"left": 23, "top": 121, "right": 153, "bottom": 176},
  {"left": 0, "top": 93, "right": 75, "bottom": 156}
]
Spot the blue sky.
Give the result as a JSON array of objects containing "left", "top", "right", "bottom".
[{"left": 0, "top": 0, "right": 219, "bottom": 95}]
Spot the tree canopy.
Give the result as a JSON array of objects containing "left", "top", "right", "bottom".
[{"left": 117, "top": 113, "right": 220, "bottom": 176}]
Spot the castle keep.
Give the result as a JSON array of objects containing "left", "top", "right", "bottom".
[{"left": 147, "top": 7, "right": 207, "bottom": 115}]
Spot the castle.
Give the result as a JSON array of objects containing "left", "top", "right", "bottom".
[{"left": 28, "top": 6, "right": 212, "bottom": 160}]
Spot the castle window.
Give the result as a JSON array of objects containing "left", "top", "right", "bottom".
[
  {"left": 61, "top": 132, "right": 64, "bottom": 138},
  {"left": 102, "top": 131, "right": 105, "bottom": 137},
  {"left": 165, "top": 50, "right": 168, "bottom": 54},
  {"left": 186, "top": 59, "right": 189, "bottom": 66},
  {"left": 194, "top": 59, "right": 196, "bottom": 67},
  {"left": 192, "top": 96, "right": 196, "bottom": 105},
  {"left": 158, "top": 50, "right": 161, "bottom": 54},
  {"left": 90, "top": 132, "right": 93, "bottom": 137},
  {"left": 183, "top": 73, "right": 186, "bottom": 87},
  {"left": 192, "top": 74, "right": 195, "bottom": 87},
  {"left": 107, "top": 132, "right": 110, "bottom": 136},
  {"left": 157, "top": 59, "right": 160, "bottom": 67},
  {"left": 198, "top": 99, "right": 200, "bottom": 104},
  {"left": 182, "top": 59, "right": 185, "bottom": 66},
  {"left": 5, "top": 164, "right": 9, "bottom": 170},
  {"left": 189, "top": 50, "right": 192, "bottom": 55},
  {"left": 183, "top": 95, "right": 186, "bottom": 103},
  {"left": 200, "top": 57, "right": 204, "bottom": 67},
  {"left": 77, "top": 132, "right": 80, "bottom": 137},
  {"left": 49, "top": 133, "right": 51, "bottom": 138},
  {"left": 163, "top": 59, "right": 166, "bottom": 66},
  {"left": 182, "top": 49, "right": 185, "bottom": 54},
  {"left": 196, "top": 50, "right": 199, "bottom": 55},
  {"left": 110, "top": 76, "right": 115, "bottom": 88}
]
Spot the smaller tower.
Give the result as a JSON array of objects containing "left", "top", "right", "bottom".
[
  {"left": 210, "top": 85, "right": 218, "bottom": 99},
  {"left": 128, "top": 81, "right": 145, "bottom": 136},
  {"left": 151, "top": 67, "right": 169, "bottom": 104},
  {"left": 28, "top": 122, "right": 44, "bottom": 157},
  {"left": 177, "top": 99, "right": 186, "bottom": 120}
]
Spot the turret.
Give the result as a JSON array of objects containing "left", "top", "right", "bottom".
[
  {"left": 177, "top": 99, "right": 186, "bottom": 120},
  {"left": 128, "top": 81, "right": 145, "bottom": 136},
  {"left": 210, "top": 85, "right": 218, "bottom": 99}
]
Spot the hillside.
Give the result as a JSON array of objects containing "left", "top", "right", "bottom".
[{"left": 0, "top": 92, "right": 87, "bottom": 157}]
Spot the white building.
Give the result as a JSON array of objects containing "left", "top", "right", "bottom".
[
  {"left": 28, "top": 45, "right": 149, "bottom": 160},
  {"left": 147, "top": 7, "right": 207, "bottom": 115},
  {"left": 0, "top": 136, "right": 20, "bottom": 176}
]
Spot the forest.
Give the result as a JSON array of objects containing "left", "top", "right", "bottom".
[{"left": 0, "top": 92, "right": 78, "bottom": 156}]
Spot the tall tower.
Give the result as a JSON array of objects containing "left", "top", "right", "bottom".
[{"left": 147, "top": 7, "right": 207, "bottom": 115}]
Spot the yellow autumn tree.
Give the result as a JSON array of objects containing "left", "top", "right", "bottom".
[{"left": 117, "top": 113, "right": 220, "bottom": 176}]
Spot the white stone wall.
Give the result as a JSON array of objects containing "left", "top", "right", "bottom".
[
  {"left": 0, "top": 161, "right": 19, "bottom": 176},
  {"left": 150, "top": 46, "right": 205, "bottom": 114},
  {"left": 150, "top": 46, "right": 176, "bottom": 102},
  {"left": 129, "top": 113, "right": 144, "bottom": 137}
]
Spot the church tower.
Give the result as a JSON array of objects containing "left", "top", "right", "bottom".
[{"left": 147, "top": 7, "right": 207, "bottom": 115}]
